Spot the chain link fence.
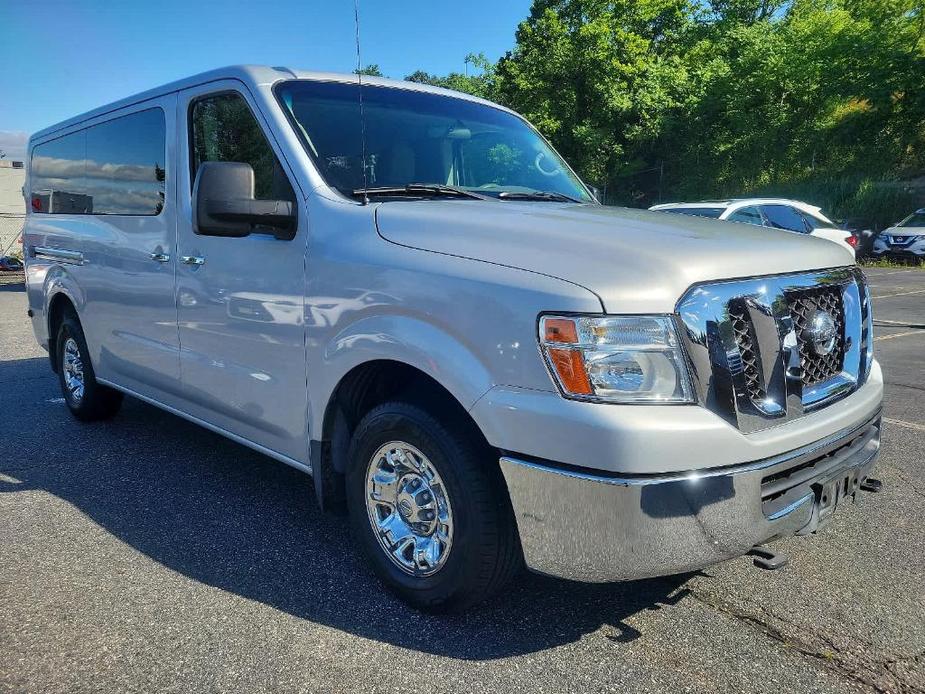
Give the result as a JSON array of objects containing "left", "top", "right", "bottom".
[{"left": 0, "top": 213, "right": 25, "bottom": 256}]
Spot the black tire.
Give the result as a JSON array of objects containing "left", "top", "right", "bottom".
[
  {"left": 346, "top": 401, "right": 522, "bottom": 612},
  {"left": 56, "top": 311, "right": 123, "bottom": 421}
]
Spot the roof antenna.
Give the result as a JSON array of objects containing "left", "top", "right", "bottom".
[{"left": 353, "top": 0, "right": 369, "bottom": 205}]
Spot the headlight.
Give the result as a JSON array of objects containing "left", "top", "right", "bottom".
[{"left": 539, "top": 314, "right": 694, "bottom": 403}]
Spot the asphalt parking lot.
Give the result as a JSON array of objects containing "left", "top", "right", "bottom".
[{"left": 1, "top": 267, "right": 923, "bottom": 693}]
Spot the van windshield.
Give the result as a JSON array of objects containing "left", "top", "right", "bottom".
[{"left": 275, "top": 80, "right": 592, "bottom": 202}]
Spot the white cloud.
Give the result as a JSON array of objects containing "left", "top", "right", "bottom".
[
  {"left": 0, "top": 131, "right": 29, "bottom": 162},
  {"left": 32, "top": 155, "right": 159, "bottom": 182},
  {"left": 30, "top": 155, "right": 165, "bottom": 213}
]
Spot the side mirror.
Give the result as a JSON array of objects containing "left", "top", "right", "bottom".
[{"left": 193, "top": 161, "right": 296, "bottom": 240}]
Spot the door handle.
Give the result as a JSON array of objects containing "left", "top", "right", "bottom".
[
  {"left": 149, "top": 252, "right": 170, "bottom": 263},
  {"left": 180, "top": 255, "right": 205, "bottom": 266}
]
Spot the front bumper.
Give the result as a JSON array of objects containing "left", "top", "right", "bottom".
[
  {"left": 471, "top": 361, "right": 883, "bottom": 475},
  {"left": 873, "top": 251, "right": 924, "bottom": 261},
  {"left": 873, "top": 242, "right": 925, "bottom": 258},
  {"left": 500, "top": 413, "right": 881, "bottom": 582}
]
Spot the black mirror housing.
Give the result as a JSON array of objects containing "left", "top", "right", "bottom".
[{"left": 193, "top": 161, "right": 296, "bottom": 240}]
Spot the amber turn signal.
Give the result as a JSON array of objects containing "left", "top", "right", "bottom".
[{"left": 547, "top": 347, "right": 593, "bottom": 395}]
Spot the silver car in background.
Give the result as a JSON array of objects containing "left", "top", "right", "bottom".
[{"left": 23, "top": 66, "right": 881, "bottom": 611}]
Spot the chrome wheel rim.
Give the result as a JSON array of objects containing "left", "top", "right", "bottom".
[
  {"left": 62, "top": 337, "right": 85, "bottom": 403},
  {"left": 365, "top": 441, "right": 454, "bottom": 576}
]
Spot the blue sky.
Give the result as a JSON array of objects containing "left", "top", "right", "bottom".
[{"left": 0, "top": 0, "right": 531, "bottom": 159}]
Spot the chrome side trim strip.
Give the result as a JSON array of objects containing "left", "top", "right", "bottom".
[
  {"left": 33, "top": 246, "right": 86, "bottom": 265},
  {"left": 501, "top": 409, "right": 880, "bottom": 488},
  {"left": 97, "top": 378, "right": 313, "bottom": 475}
]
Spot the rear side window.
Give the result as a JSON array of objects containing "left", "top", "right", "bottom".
[
  {"left": 799, "top": 210, "right": 837, "bottom": 230},
  {"left": 190, "top": 92, "right": 294, "bottom": 202},
  {"left": 761, "top": 205, "right": 809, "bottom": 233},
  {"left": 30, "top": 108, "right": 166, "bottom": 215},
  {"left": 726, "top": 206, "right": 763, "bottom": 226},
  {"left": 659, "top": 207, "right": 724, "bottom": 219},
  {"left": 30, "top": 132, "right": 89, "bottom": 214}
]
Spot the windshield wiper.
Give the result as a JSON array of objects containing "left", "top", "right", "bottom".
[
  {"left": 351, "top": 184, "right": 489, "bottom": 201},
  {"left": 497, "top": 190, "right": 582, "bottom": 203}
]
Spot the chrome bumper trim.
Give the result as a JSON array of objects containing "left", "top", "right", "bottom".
[
  {"left": 500, "top": 413, "right": 881, "bottom": 583},
  {"left": 503, "top": 408, "right": 880, "bottom": 488}
]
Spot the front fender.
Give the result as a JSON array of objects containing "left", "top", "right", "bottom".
[{"left": 309, "top": 313, "right": 494, "bottom": 438}]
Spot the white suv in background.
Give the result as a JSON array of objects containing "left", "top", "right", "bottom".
[
  {"left": 872, "top": 209, "right": 925, "bottom": 261},
  {"left": 650, "top": 198, "right": 857, "bottom": 256}
]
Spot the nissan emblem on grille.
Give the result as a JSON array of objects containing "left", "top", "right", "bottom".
[
  {"left": 676, "top": 268, "right": 874, "bottom": 433},
  {"left": 787, "top": 286, "right": 845, "bottom": 386},
  {"left": 805, "top": 309, "right": 837, "bottom": 356}
]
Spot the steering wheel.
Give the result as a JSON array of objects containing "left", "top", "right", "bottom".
[{"left": 534, "top": 151, "right": 561, "bottom": 177}]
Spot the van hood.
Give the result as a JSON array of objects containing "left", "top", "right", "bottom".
[{"left": 375, "top": 200, "right": 856, "bottom": 313}]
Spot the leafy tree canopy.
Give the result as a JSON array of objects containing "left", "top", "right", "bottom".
[
  {"left": 355, "top": 64, "right": 384, "bottom": 77},
  {"left": 403, "top": 0, "right": 925, "bottom": 224}
]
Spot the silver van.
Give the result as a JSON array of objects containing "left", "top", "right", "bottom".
[{"left": 23, "top": 66, "right": 883, "bottom": 611}]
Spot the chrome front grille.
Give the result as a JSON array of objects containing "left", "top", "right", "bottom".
[
  {"left": 676, "top": 268, "right": 873, "bottom": 433},
  {"left": 728, "top": 300, "right": 766, "bottom": 403},
  {"left": 786, "top": 286, "right": 845, "bottom": 386}
]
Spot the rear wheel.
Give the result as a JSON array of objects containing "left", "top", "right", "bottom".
[
  {"left": 56, "top": 312, "right": 123, "bottom": 421},
  {"left": 346, "top": 401, "right": 521, "bottom": 612}
]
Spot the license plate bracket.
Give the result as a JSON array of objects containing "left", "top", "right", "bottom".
[{"left": 812, "top": 468, "right": 862, "bottom": 530}]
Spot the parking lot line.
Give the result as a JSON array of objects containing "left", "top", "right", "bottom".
[
  {"left": 884, "top": 417, "right": 925, "bottom": 433},
  {"left": 876, "top": 318, "right": 918, "bottom": 325},
  {"left": 871, "top": 288, "right": 925, "bottom": 299},
  {"left": 874, "top": 330, "right": 925, "bottom": 342},
  {"left": 874, "top": 319, "right": 925, "bottom": 330}
]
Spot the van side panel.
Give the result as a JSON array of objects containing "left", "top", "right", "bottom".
[{"left": 24, "top": 96, "right": 181, "bottom": 400}]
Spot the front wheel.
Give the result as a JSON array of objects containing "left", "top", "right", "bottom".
[{"left": 346, "top": 401, "right": 521, "bottom": 612}]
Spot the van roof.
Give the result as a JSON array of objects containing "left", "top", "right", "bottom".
[{"left": 31, "top": 64, "right": 513, "bottom": 142}]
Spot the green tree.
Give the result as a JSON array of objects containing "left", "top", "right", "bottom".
[
  {"left": 404, "top": 53, "right": 498, "bottom": 99},
  {"left": 668, "top": 0, "right": 925, "bottom": 199},
  {"left": 400, "top": 0, "right": 925, "bottom": 221},
  {"left": 494, "top": 0, "right": 696, "bottom": 189},
  {"left": 354, "top": 64, "right": 384, "bottom": 77}
]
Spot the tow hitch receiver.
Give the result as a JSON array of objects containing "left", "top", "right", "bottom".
[
  {"left": 860, "top": 477, "right": 883, "bottom": 493},
  {"left": 749, "top": 546, "right": 789, "bottom": 571}
]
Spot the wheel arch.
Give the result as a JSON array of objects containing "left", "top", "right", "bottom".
[
  {"left": 311, "top": 359, "right": 495, "bottom": 512},
  {"left": 45, "top": 291, "right": 79, "bottom": 373}
]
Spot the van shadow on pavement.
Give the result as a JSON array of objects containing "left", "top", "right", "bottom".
[{"left": 0, "top": 355, "right": 694, "bottom": 660}]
